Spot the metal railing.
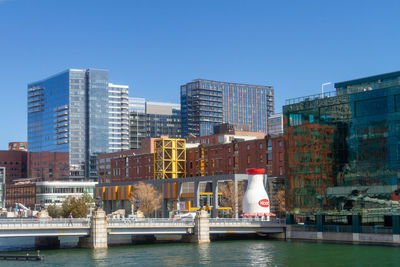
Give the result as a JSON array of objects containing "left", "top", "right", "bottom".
[
  {"left": 107, "top": 218, "right": 194, "bottom": 227},
  {"left": 0, "top": 218, "right": 91, "bottom": 228},
  {"left": 285, "top": 91, "right": 337, "bottom": 105},
  {"left": 323, "top": 225, "right": 353, "bottom": 233},
  {"left": 361, "top": 226, "right": 392, "bottom": 234},
  {"left": 290, "top": 224, "right": 318, "bottom": 232},
  {"left": 209, "top": 218, "right": 286, "bottom": 226}
]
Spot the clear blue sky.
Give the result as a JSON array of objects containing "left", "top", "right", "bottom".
[{"left": 1, "top": 0, "right": 400, "bottom": 149}]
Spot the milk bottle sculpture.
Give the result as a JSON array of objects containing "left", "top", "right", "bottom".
[{"left": 242, "top": 168, "right": 271, "bottom": 220}]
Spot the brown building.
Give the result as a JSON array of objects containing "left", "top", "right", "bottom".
[
  {"left": 5, "top": 182, "right": 36, "bottom": 209},
  {"left": 8, "top": 142, "right": 28, "bottom": 151},
  {"left": 110, "top": 153, "right": 154, "bottom": 182},
  {"left": 186, "top": 135, "right": 284, "bottom": 177},
  {"left": 27, "top": 152, "right": 69, "bottom": 181},
  {"left": 0, "top": 150, "right": 28, "bottom": 184},
  {"left": 99, "top": 134, "right": 285, "bottom": 184},
  {"left": 98, "top": 137, "right": 162, "bottom": 184}
]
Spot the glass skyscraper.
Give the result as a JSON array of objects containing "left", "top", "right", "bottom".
[
  {"left": 180, "top": 79, "right": 274, "bottom": 137},
  {"left": 129, "top": 98, "right": 181, "bottom": 149},
  {"left": 283, "top": 70, "right": 400, "bottom": 216},
  {"left": 28, "top": 69, "right": 129, "bottom": 180}
]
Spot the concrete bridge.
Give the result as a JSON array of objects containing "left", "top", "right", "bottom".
[{"left": 0, "top": 210, "right": 286, "bottom": 249}]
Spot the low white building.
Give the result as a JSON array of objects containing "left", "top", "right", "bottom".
[{"left": 35, "top": 181, "right": 97, "bottom": 207}]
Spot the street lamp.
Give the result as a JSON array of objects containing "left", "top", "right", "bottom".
[{"left": 321, "top": 82, "right": 332, "bottom": 98}]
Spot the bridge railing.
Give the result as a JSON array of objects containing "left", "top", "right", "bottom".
[
  {"left": 107, "top": 218, "right": 194, "bottom": 227},
  {"left": 209, "top": 218, "right": 286, "bottom": 226},
  {"left": 0, "top": 218, "right": 91, "bottom": 228}
]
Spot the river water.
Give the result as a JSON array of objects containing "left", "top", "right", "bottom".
[{"left": 0, "top": 237, "right": 400, "bottom": 266}]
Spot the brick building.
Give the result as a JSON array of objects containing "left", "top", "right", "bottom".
[
  {"left": 8, "top": 142, "right": 28, "bottom": 151},
  {"left": 0, "top": 150, "right": 28, "bottom": 184},
  {"left": 97, "top": 138, "right": 159, "bottom": 184},
  {"left": 27, "top": 152, "right": 69, "bottom": 181},
  {"left": 110, "top": 153, "right": 154, "bottom": 182},
  {"left": 5, "top": 182, "right": 36, "bottom": 209},
  {"left": 186, "top": 135, "right": 284, "bottom": 177}
]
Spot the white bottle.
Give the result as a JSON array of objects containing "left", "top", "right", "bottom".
[{"left": 242, "top": 169, "right": 271, "bottom": 219}]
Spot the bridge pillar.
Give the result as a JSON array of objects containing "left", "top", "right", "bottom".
[
  {"left": 79, "top": 209, "right": 108, "bottom": 249},
  {"left": 183, "top": 209, "right": 210, "bottom": 243},
  {"left": 34, "top": 236, "right": 60, "bottom": 249}
]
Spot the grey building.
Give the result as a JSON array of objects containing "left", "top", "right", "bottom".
[
  {"left": 129, "top": 98, "right": 181, "bottom": 149},
  {"left": 267, "top": 113, "right": 283, "bottom": 136},
  {"left": 28, "top": 69, "right": 129, "bottom": 181},
  {"left": 181, "top": 79, "right": 274, "bottom": 137}
]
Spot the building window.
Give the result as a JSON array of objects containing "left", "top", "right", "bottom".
[
  {"left": 259, "top": 143, "right": 263, "bottom": 149},
  {"left": 247, "top": 144, "right": 250, "bottom": 150},
  {"left": 247, "top": 155, "right": 251, "bottom": 164}
]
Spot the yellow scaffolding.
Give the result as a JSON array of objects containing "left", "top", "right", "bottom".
[
  {"left": 154, "top": 138, "right": 186, "bottom": 179},
  {"left": 199, "top": 145, "right": 205, "bottom": 176}
]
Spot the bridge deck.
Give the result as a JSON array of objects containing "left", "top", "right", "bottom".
[{"left": 0, "top": 218, "right": 285, "bottom": 237}]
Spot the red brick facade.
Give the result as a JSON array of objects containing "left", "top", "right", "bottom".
[
  {"left": 27, "top": 152, "right": 69, "bottom": 181},
  {"left": 0, "top": 150, "right": 27, "bottom": 184},
  {"left": 99, "top": 135, "right": 285, "bottom": 183},
  {"left": 186, "top": 136, "right": 284, "bottom": 177},
  {"left": 110, "top": 153, "right": 154, "bottom": 182},
  {"left": 5, "top": 183, "right": 36, "bottom": 209}
]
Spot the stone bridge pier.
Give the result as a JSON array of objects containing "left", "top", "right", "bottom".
[
  {"left": 79, "top": 209, "right": 108, "bottom": 249},
  {"left": 182, "top": 210, "right": 210, "bottom": 243}
]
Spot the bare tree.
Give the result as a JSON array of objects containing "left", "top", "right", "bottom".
[
  {"left": 219, "top": 181, "right": 245, "bottom": 217},
  {"left": 129, "top": 182, "right": 163, "bottom": 217},
  {"left": 274, "top": 189, "right": 286, "bottom": 218}
]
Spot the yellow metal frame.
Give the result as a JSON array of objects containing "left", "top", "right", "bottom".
[{"left": 154, "top": 138, "right": 186, "bottom": 179}]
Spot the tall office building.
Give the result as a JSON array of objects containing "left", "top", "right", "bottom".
[
  {"left": 28, "top": 69, "right": 129, "bottom": 180},
  {"left": 129, "top": 97, "right": 181, "bottom": 149},
  {"left": 180, "top": 79, "right": 274, "bottom": 137}
]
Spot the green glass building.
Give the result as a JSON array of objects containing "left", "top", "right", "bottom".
[{"left": 283, "top": 71, "right": 400, "bottom": 217}]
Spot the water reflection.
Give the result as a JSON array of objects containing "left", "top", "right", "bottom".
[
  {"left": 197, "top": 243, "right": 211, "bottom": 265},
  {"left": 246, "top": 242, "right": 275, "bottom": 266},
  {"left": 92, "top": 248, "right": 109, "bottom": 267}
]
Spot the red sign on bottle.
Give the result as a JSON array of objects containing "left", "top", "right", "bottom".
[{"left": 258, "top": 199, "right": 269, "bottom": 208}]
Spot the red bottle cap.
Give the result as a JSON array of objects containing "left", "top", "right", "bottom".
[{"left": 246, "top": 168, "right": 265, "bottom": 175}]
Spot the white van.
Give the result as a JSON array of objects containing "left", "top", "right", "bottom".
[{"left": 173, "top": 212, "right": 196, "bottom": 221}]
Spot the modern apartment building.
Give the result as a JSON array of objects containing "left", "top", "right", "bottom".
[
  {"left": 283, "top": 70, "right": 400, "bottom": 216},
  {"left": 28, "top": 69, "right": 129, "bottom": 181},
  {"left": 129, "top": 97, "right": 181, "bottom": 149},
  {"left": 108, "top": 83, "right": 130, "bottom": 152},
  {"left": 180, "top": 79, "right": 274, "bottom": 137}
]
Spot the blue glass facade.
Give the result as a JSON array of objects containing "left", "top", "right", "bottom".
[
  {"left": 28, "top": 69, "right": 128, "bottom": 180},
  {"left": 283, "top": 71, "right": 400, "bottom": 216},
  {"left": 181, "top": 79, "right": 274, "bottom": 137}
]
